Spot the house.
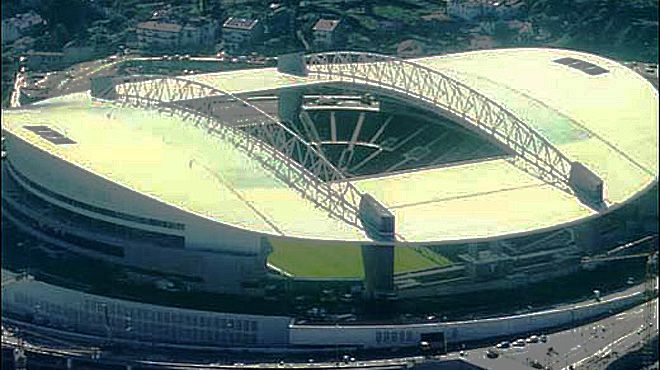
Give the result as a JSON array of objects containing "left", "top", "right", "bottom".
[
  {"left": 2, "top": 11, "right": 45, "bottom": 44},
  {"left": 136, "top": 21, "right": 184, "bottom": 51},
  {"left": 136, "top": 18, "right": 218, "bottom": 52},
  {"left": 446, "top": 0, "right": 524, "bottom": 22},
  {"left": 22, "top": 51, "right": 66, "bottom": 71},
  {"left": 311, "top": 18, "right": 346, "bottom": 50},
  {"left": 397, "top": 39, "right": 425, "bottom": 58},
  {"left": 222, "top": 17, "right": 263, "bottom": 55}
]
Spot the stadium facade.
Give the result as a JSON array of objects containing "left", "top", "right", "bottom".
[{"left": 1, "top": 48, "right": 658, "bottom": 303}]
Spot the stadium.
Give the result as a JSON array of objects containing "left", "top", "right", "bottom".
[{"left": 1, "top": 47, "right": 658, "bottom": 352}]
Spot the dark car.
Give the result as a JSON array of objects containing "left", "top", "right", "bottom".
[
  {"left": 486, "top": 348, "right": 499, "bottom": 359},
  {"left": 530, "top": 360, "right": 544, "bottom": 369}
]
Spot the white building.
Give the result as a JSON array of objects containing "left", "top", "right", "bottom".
[
  {"left": 136, "top": 21, "right": 183, "bottom": 51},
  {"left": 136, "top": 18, "right": 218, "bottom": 52},
  {"left": 222, "top": 17, "right": 263, "bottom": 55}
]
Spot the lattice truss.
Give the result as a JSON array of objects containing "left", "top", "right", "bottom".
[
  {"left": 111, "top": 76, "right": 364, "bottom": 228},
  {"left": 305, "top": 52, "right": 575, "bottom": 192}
]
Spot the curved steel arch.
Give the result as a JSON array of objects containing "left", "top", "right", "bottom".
[
  {"left": 107, "top": 75, "right": 365, "bottom": 229},
  {"left": 304, "top": 51, "right": 575, "bottom": 192}
]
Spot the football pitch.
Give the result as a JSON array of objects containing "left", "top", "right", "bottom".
[{"left": 267, "top": 238, "right": 451, "bottom": 278}]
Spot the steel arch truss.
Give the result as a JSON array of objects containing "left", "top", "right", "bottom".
[
  {"left": 110, "top": 76, "right": 364, "bottom": 228},
  {"left": 305, "top": 52, "right": 575, "bottom": 192}
]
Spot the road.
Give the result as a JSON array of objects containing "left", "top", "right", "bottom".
[
  {"left": 2, "top": 294, "right": 656, "bottom": 369},
  {"left": 451, "top": 297, "right": 658, "bottom": 370},
  {"left": 57, "top": 57, "right": 125, "bottom": 94}
]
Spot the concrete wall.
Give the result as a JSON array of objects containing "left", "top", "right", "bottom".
[
  {"left": 1, "top": 272, "right": 291, "bottom": 347},
  {"left": 1, "top": 268, "right": 644, "bottom": 351},
  {"left": 361, "top": 244, "right": 394, "bottom": 298},
  {"left": 289, "top": 289, "right": 644, "bottom": 348},
  {"left": 5, "top": 133, "right": 269, "bottom": 293}
]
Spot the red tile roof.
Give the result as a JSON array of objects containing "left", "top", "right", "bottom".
[
  {"left": 313, "top": 19, "right": 340, "bottom": 32},
  {"left": 137, "top": 21, "right": 182, "bottom": 33}
]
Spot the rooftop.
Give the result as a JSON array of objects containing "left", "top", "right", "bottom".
[
  {"left": 136, "top": 21, "right": 182, "bottom": 33},
  {"left": 2, "top": 92, "right": 368, "bottom": 243},
  {"left": 24, "top": 51, "right": 65, "bottom": 57},
  {"left": 312, "top": 19, "right": 341, "bottom": 32},
  {"left": 450, "top": 0, "right": 523, "bottom": 6},
  {"left": 2, "top": 48, "right": 657, "bottom": 246},
  {"left": 223, "top": 17, "right": 259, "bottom": 30}
]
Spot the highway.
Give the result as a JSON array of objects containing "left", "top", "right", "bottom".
[{"left": 454, "top": 297, "right": 658, "bottom": 370}]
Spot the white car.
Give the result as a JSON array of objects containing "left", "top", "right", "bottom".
[
  {"left": 526, "top": 335, "right": 540, "bottom": 343},
  {"left": 512, "top": 338, "right": 526, "bottom": 347}
]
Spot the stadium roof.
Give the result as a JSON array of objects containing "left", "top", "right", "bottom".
[{"left": 2, "top": 48, "right": 657, "bottom": 244}]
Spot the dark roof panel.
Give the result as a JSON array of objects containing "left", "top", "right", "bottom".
[
  {"left": 24, "top": 125, "right": 76, "bottom": 145},
  {"left": 553, "top": 57, "right": 609, "bottom": 76}
]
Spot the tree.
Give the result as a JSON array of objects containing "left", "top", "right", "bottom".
[
  {"left": 52, "top": 23, "right": 70, "bottom": 49},
  {"left": 88, "top": 26, "right": 111, "bottom": 51},
  {"left": 40, "top": 0, "right": 101, "bottom": 40},
  {"left": 493, "top": 22, "right": 516, "bottom": 43}
]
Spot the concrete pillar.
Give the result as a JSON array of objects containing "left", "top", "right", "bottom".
[
  {"left": 379, "top": 100, "right": 404, "bottom": 115},
  {"left": 361, "top": 244, "right": 394, "bottom": 299},
  {"left": 90, "top": 76, "right": 117, "bottom": 100},
  {"left": 573, "top": 224, "right": 600, "bottom": 255},
  {"left": 278, "top": 88, "right": 303, "bottom": 126},
  {"left": 277, "top": 52, "right": 308, "bottom": 77},
  {"left": 569, "top": 162, "right": 604, "bottom": 209},
  {"left": 637, "top": 183, "right": 658, "bottom": 233}
]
